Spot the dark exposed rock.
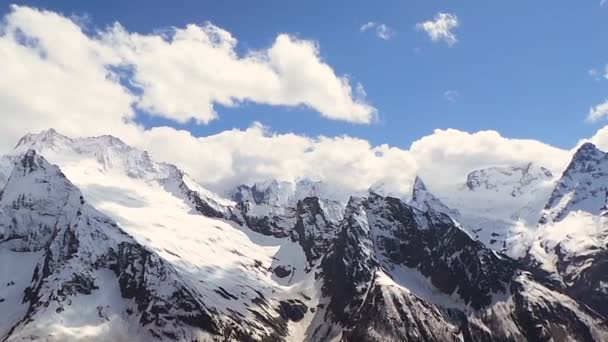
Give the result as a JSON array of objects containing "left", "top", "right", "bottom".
[
  {"left": 290, "top": 197, "right": 339, "bottom": 265},
  {"left": 369, "top": 194, "right": 516, "bottom": 310},
  {"left": 273, "top": 266, "right": 291, "bottom": 278},
  {"left": 320, "top": 197, "right": 377, "bottom": 324},
  {"left": 277, "top": 300, "right": 307, "bottom": 322}
]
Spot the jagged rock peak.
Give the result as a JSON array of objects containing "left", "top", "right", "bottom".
[
  {"left": 564, "top": 141, "right": 605, "bottom": 168},
  {"left": 230, "top": 178, "right": 334, "bottom": 207},
  {"left": 18, "top": 149, "right": 46, "bottom": 174},
  {"left": 412, "top": 175, "right": 427, "bottom": 192},
  {"left": 540, "top": 142, "right": 608, "bottom": 223},
  {"left": 409, "top": 175, "right": 460, "bottom": 219}
]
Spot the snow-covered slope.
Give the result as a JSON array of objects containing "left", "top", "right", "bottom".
[
  {"left": 0, "top": 150, "right": 225, "bottom": 341},
  {"left": 439, "top": 163, "right": 556, "bottom": 255},
  {"left": 1, "top": 131, "right": 326, "bottom": 341},
  {"left": 1, "top": 129, "right": 608, "bottom": 341}
]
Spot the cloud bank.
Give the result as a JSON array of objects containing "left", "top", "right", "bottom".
[{"left": 0, "top": 5, "right": 601, "bottom": 199}]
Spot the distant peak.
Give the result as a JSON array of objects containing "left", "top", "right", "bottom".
[
  {"left": 252, "top": 179, "right": 281, "bottom": 190},
  {"left": 572, "top": 142, "right": 604, "bottom": 160},
  {"left": 413, "top": 176, "right": 427, "bottom": 192},
  {"left": 14, "top": 128, "right": 71, "bottom": 149},
  {"left": 578, "top": 141, "right": 598, "bottom": 151},
  {"left": 42, "top": 128, "right": 58, "bottom": 135},
  {"left": 87, "top": 134, "right": 128, "bottom": 147},
  {"left": 14, "top": 129, "right": 131, "bottom": 152}
]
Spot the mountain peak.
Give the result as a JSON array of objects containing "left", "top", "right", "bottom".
[
  {"left": 541, "top": 141, "right": 608, "bottom": 223},
  {"left": 577, "top": 141, "right": 600, "bottom": 153},
  {"left": 409, "top": 175, "right": 460, "bottom": 219},
  {"left": 413, "top": 175, "right": 427, "bottom": 192},
  {"left": 571, "top": 142, "right": 605, "bottom": 163},
  {"left": 14, "top": 128, "right": 71, "bottom": 151}
]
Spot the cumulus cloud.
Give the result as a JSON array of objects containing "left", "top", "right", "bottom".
[
  {"left": 0, "top": 4, "right": 375, "bottom": 140},
  {"left": 0, "top": 5, "right": 143, "bottom": 151},
  {"left": 416, "top": 13, "right": 459, "bottom": 46},
  {"left": 137, "top": 123, "right": 417, "bottom": 197},
  {"left": 360, "top": 22, "right": 394, "bottom": 40},
  {"left": 588, "top": 100, "right": 608, "bottom": 122},
  {"left": 132, "top": 125, "right": 573, "bottom": 198},
  {"left": 105, "top": 23, "right": 376, "bottom": 124}
]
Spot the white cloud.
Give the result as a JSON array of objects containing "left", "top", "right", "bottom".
[
  {"left": 106, "top": 24, "right": 376, "bottom": 124},
  {"left": 0, "top": 5, "right": 140, "bottom": 150},
  {"left": 137, "top": 123, "right": 417, "bottom": 197},
  {"left": 135, "top": 125, "right": 572, "bottom": 199},
  {"left": 360, "top": 21, "right": 394, "bottom": 40},
  {"left": 601, "top": 0, "right": 607, "bottom": 7},
  {"left": 443, "top": 90, "right": 459, "bottom": 102},
  {"left": 360, "top": 22, "right": 375, "bottom": 32},
  {"left": 0, "top": 5, "right": 586, "bottom": 200},
  {"left": 416, "top": 13, "right": 459, "bottom": 46},
  {"left": 588, "top": 100, "right": 608, "bottom": 122},
  {"left": 1, "top": 5, "right": 376, "bottom": 134}
]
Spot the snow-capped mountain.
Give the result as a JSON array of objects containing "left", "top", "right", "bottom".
[
  {"left": 540, "top": 142, "right": 608, "bottom": 223},
  {"left": 525, "top": 142, "right": 608, "bottom": 318},
  {"left": 0, "top": 150, "right": 230, "bottom": 341},
  {"left": 1, "top": 129, "right": 608, "bottom": 341},
  {"left": 440, "top": 163, "right": 556, "bottom": 255}
]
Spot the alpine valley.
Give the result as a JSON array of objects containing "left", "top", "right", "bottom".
[{"left": 1, "top": 129, "right": 608, "bottom": 342}]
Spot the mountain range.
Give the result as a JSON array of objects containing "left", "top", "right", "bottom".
[{"left": 1, "top": 129, "right": 608, "bottom": 341}]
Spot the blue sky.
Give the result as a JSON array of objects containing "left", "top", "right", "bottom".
[{"left": 3, "top": 0, "right": 608, "bottom": 150}]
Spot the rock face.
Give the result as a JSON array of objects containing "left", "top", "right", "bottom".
[{"left": 1, "top": 130, "right": 608, "bottom": 341}]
